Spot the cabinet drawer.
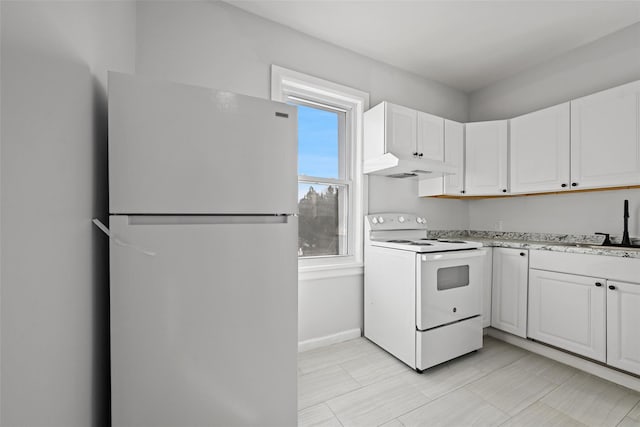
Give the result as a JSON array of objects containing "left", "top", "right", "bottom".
[
  {"left": 529, "top": 250, "right": 640, "bottom": 283},
  {"left": 416, "top": 316, "right": 482, "bottom": 370}
]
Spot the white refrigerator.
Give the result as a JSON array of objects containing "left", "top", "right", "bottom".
[{"left": 108, "top": 72, "right": 298, "bottom": 427}]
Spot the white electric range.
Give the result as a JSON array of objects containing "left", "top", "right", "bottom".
[{"left": 364, "top": 213, "right": 485, "bottom": 372}]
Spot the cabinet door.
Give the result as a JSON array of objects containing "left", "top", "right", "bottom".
[
  {"left": 528, "top": 269, "right": 606, "bottom": 362},
  {"left": 465, "top": 120, "right": 508, "bottom": 195},
  {"left": 607, "top": 280, "right": 640, "bottom": 375},
  {"left": 417, "top": 111, "right": 444, "bottom": 162},
  {"left": 510, "top": 103, "right": 570, "bottom": 194},
  {"left": 481, "top": 248, "right": 493, "bottom": 328},
  {"left": 491, "top": 248, "right": 528, "bottom": 337},
  {"left": 444, "top": 119, "right": 465, "bottom": 195},
  {"left": 571, "top": 80, "right": 640, "bottom": 189},
  {"left": 386, "top": 102, "right": 417, "bottom": 160},
  {"left": 418, "top": 119, "right": 464, "bottom": 197}
]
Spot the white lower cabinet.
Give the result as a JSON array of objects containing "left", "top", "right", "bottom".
[
  {"left": 481, "top": 248, "right": 493, "bottom": 328},
  {"left": 491, "top": 248, "right": 528, "bottom": 338},
  {"left": 607, "top": 280, "right": 640, "bottom": 375},
  {"left": 528, "top": 269, "right": 606, "bottom": 362}
]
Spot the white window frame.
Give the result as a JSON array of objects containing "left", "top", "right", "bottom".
[{"left": 271, "top": 65, "right": 369, "bottom": 279}]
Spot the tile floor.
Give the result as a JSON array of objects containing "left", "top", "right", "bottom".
[{"left": 298, "top": 336, "right": 640, "bottom": 427}]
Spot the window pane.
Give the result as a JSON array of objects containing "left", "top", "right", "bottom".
[
  {"left": 297, "top": 104, "right": 341, "bottom": 179},
  {"left": 298, "top": 183, "right": 347, "bottom": 257}
]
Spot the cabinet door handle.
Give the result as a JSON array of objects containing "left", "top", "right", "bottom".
[
  {"left": 418, "top": 153, "right": 423, "bottom": 157},
  {"left": 561, "top": 183, "right": 567, "bottom": 188},
  {"left": 502, "top": 189, "right": 507, "bottom": 193},
  {"left": 413, "top": 152, "right": 418, "bottom": 156},
  {"left": 609, "top": 285, "right": 616, "bottom": 290},
  {"left": 595, "top": 282, "right": 603, "bottom": 287},
  {"left": 520, "top": 252, "right": 526, "bottom": 256},
  {"left": 460, "top": 190, "right": 466, "bottom": 194},
  {"left": 572, "top": 182, "right": 578, "bottom": 187}
]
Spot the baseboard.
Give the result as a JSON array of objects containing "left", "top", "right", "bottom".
[
  {"left": 298, "top": 328, "right": 362, "bottom": 353},
  {"left": 487, "top": 328, "right": 640, "bottom": 392}
]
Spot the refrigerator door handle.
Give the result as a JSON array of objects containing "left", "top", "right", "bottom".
[
  {"left": 93, "top": 218, "right": 157, "bottom": 256},
  {"left": 128, "top": 215, "right": 293, "bottom": 226}
]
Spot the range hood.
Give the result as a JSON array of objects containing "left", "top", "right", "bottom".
[{"left": 363, "top": 153, "right": 457, "bottom": 179}]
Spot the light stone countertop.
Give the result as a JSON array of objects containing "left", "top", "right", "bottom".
[{"left": 428, "top": 230, "right": 640, "bottom": 259}]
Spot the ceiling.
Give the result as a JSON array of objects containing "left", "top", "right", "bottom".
[{"left": 226, "top": 1, "right": 640, "bottom": 93}]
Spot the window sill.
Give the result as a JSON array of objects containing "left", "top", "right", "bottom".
[{"left": 298, "top": 260, "right": 364, "bottom": 281}]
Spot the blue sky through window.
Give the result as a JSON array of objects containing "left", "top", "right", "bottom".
[{"left": 297, "top": 104, "right": 339, "bottom": 179}]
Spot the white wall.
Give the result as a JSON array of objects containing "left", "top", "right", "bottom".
[
  {"left": 467, "top": 23, "right": 640, "bottom": 237},
  {"left": 135, "top": 0, "right": 470, "bottom": 344},
  {"left": 0, "top": 2, "right": 135, "bottom": 426},
  {"left": 134, "top": 1, "right": 470, "bottom": 226},
  {"left": 298, "top": 274, "right": 363, "bottom": 343},
  {"left": 470, "top": 189, "right": 640, "bottom": 238},
  {"left": 469, "top": 23, "right": 640, "bottom": 121}
]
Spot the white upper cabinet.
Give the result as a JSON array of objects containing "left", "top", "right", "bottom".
[
  {"left": 365, "top": 102, "right": 455, "bottom": 179},
  {"left": 418, "top": 119, "right": 465, "bottom": 197},
  {"left": 385, "top": 103, "right": 417, "bottom": 160},
  {"left": 443, "top": 120, "right": 465, "bottom": 195},
  {"left": 378, "top": 79, "right": 640, "bottom": 197},
  {"left": 571, "top": 80, "right": 640, "bottom": 190},
  {"left": 417, "top": 111, "right": 445, "bottom": 162},
  {"left": 465, "top": 120, "right": 509, "bottom": 196},
  {"left": 510, "top": 103, "right": 570, "bottom": 194},
  {"left": 365, "top": 102, "right": 445, "bottom": 162}
]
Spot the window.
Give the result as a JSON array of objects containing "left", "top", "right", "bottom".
[
  {"left": 271, "top": 66, "right": 369, "bottom": 273},
  {"left": 296, "top": 102, "right": 348, "bottom": 257}
]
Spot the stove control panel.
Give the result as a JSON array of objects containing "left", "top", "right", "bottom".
[{"left": 366, "top": 213, "right": 428, "bottom": 230}]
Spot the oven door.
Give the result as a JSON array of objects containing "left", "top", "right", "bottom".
[{"left": 416, "top": 250, "right": 484, "bottom": 330}]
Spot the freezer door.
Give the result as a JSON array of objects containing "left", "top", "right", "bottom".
[
  {"left": 109, "top": 72, "right": 297, "bottom": 214},
  {"left": 109, "top": 215, "right": 297, "bottom": 427}
]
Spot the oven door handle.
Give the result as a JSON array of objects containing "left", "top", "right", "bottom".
[{"left": 420, "top": 250, "right": 486, "bottom": 262}]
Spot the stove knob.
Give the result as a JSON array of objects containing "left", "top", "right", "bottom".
[
  {"left": 420, "top": 217, "right": 427, "bottom": 224},
  {"left": 416, "top": 217, "right": 423, "bottom": 224},
  {"left": 378, "top": 216, "right": 385, "bottom": 224},
  {"left": 398, "top": 216, "right": 405, "bottom": 223},
  {"left": 371, "top": 217, "right": 378, "bottom": 224}
]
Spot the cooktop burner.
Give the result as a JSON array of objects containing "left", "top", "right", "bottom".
[
  {"left": 370, "top": 237, "right": 483, "bottom": 253},
  {"left": 366, "top": 214, "right": 483, "bottom": 253}
]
